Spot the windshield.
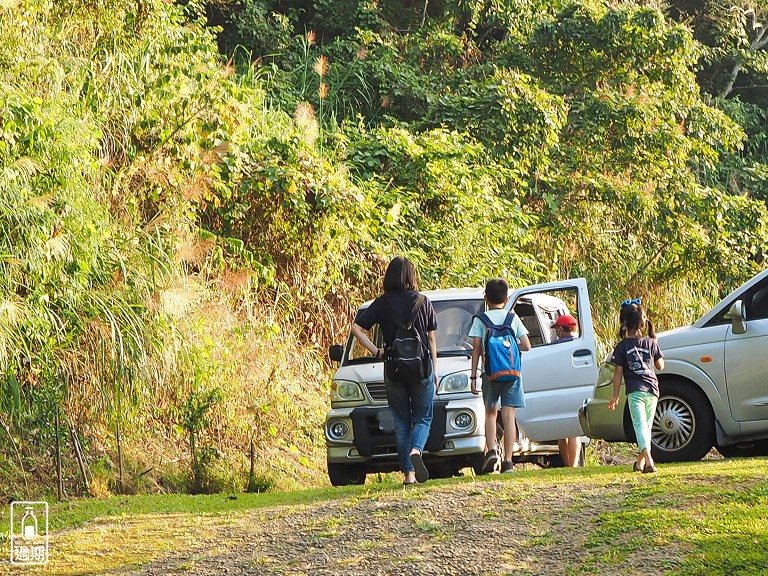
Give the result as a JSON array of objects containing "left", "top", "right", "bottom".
[
  {"left": 345, "top": 298, "right": 484, "bottom": 363},
  {"left": 433, "top": 299, "right": 484, "bottom": 355}
]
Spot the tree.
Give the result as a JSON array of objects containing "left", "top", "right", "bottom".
[{"left": 669, "top": 0, "right": 768, "bottom": 103}]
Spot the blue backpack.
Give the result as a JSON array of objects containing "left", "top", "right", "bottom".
[{"left": 474, "top": 311, "right": 522, "bottom": 383}]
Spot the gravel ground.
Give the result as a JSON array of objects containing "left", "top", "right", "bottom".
[{"left": 109, "top": 476, "right": 682, "bottom": 576}]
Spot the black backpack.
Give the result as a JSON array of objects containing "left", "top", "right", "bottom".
[{"left": 384, "top": 295, "right": 427, "bottom": 383}]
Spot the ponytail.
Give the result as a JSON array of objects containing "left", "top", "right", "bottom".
[
  {"left": 619, "top": 321, "right": 628, "bottom": 340},
  {"left": 646, "top": 317, "right": 656, "bottom": 339}
]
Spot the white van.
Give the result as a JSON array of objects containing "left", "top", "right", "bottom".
[{"left": 325, "top": 279, "right": 598, "bottom": 485}]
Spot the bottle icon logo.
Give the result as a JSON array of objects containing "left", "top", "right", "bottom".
[
  {"left": 21, "top": 506, "right": 38, "bottom": 540},
  {"left": 10, "top": 501, "right": 48, "bottom": 565}
]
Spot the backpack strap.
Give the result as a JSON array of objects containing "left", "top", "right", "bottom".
[
  {"left": 407, "top": 294, "right": 426, "bottom": 329},
  {"left": 501, "top": 310, "right": 516, "bottom": 328},
  {"left": 473, "top": 311, "right": 516, "bottom": 331},
  {"left": 388, "top": 294, "right": 425, "bottom": 330}
]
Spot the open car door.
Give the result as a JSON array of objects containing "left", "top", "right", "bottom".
[{"left": 507, "top": 278, "right": 598, "bottom": 442}]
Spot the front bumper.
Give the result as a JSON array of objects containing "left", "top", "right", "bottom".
[
  {"left": 325, "top": 396, "right": 486, "bottom": 473},
  {"left": 578, "top": 360, "right": 628, "bottom": 442},
  {"left": 579, "top": 387, "right": 628, "bottom": 442}
]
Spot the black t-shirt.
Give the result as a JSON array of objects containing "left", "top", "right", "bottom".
[
  {"left": 610, "top": 337, "right": 663, "bottom": 396},
  {"left": 355, "top": 290, "right": 437, "bottom": 351}
]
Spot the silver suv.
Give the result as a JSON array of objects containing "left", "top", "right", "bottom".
[
  {"left": 326, "top": 279, "right": 597, "bottom": 485},
  {"left": 579, "top": 267, "right": 768, "bottom": 461}
]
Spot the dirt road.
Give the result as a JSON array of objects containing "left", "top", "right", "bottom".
[{"left": 33, "top": 473, "right": 683, "bottom": 576}]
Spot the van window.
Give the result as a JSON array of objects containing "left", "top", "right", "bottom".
[
  {"left": 512, "top": 287, "right": 581, "bottom": 348},
  {"left": 347, "top": 324, "right": 382, "bottom": 362},
  {"left": 514, "top": 301, "right": 543, "bottom": 346}
]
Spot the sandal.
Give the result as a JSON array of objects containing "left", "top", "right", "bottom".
[
  {"left": 642, "top": 464, "right": 658, "bottom": 474},
  {"left": 632, "top": 461, "right": 642, "bottom": 472},
  {"left": 410, "top": 451, "right": 429, "bottom": 483}
]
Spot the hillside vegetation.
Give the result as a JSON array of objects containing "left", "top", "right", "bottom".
[{"left": 0, "top": 0, "right": 766, "bottom": 496}]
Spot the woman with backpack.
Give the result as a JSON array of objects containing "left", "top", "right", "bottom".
[{"left": 351, "top": 257, "right": 438, "bottom": 485}]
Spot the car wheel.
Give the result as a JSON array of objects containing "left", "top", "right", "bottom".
[
  {"left": 327, "top": 462, "right": 366, "bottom": 486},
  {"left": 651, "top": 380, "right": 714, "bottom": 463},
  {"left": 495, "top": 421, "right": 505, "bottom": 460}
]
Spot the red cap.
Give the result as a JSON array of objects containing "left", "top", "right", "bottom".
[{"left": 553, "top": 314, "right": 577, "bottom": 329}]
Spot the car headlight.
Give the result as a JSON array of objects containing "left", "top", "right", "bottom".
[
  {"left": 451, "top": 411, "right": 474, "bottom": 430},
  {"left": 438, "top": 372, "right": 470, "bottom": 394},
  {"left": 327, "top": 419, "right": 350, "bottom": 440},
  {"left": 331, "top": 379, "right": 364, "bottom": 401}
]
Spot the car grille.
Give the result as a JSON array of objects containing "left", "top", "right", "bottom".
[{"left": 365, "top": 382, "right": 388, "bottom": 401}]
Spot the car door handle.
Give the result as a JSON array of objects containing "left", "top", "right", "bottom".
[{"left": 573, "top": 349, "right": 592, "bottom": 357}]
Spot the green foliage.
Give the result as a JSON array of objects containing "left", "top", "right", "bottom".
[
  {"left": 1, "top": 0, "right": 768, "bottom": 498},
  {"left": 706, "top": 98, "right": 768, "bottom": 212},
  {"left": 522, "top": 2, "right": 766, "bottom": 302},
  {"left": 180, "top": 387, "right": 222, "bottom": 435},
  {"left": 346, "top": 125, "right": 541, "bottom": 285},
  {"left": 181, "top": 386, "right": 223, "bottom": 494},
  {"left": 532, "top": 4, "right": 698, "bottom": 90},
  {"left": 218, "top": 0, "right": 296, "bottom": 63},
  {"left": 0, "top": 83, "right": 128, "bottom": 435},
  {"left": 425, "top": 67, "right": 568, "bottom": 185}
]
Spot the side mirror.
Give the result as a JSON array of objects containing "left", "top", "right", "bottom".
[
  {"left": 725, "top": 301, "right": 746, "bottom": 335},
  {"left": 329, "top": 344, "right": 344, "bottom": 363}
]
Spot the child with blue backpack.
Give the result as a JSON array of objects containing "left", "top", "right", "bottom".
[{"left": 469, "top": 278, "right": 531, "bottom": 473}]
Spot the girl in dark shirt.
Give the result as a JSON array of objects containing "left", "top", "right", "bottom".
[
  {"left": 351, "top": 257, "right": 438, "bottom": 484},
  {"left": 608, "top": 300, "right": 665, "bottom": 473}
]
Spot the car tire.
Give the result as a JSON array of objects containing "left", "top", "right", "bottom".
[
  {"left": 327, "top": 463, "right": 366, "bottom": 486},
  {"left": 495, "top": 421, "right": 505, "bottom": 460},
  {"left": 651, "top": 380, "right": 715, "bottom": 463}
]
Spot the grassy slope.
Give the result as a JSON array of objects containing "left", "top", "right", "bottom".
[{"left": 0, "top": 457, "right": 766, "bottom": 575}]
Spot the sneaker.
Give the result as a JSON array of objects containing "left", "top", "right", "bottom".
[
  {"left": 501, "top": 460, "right": 514, "bottom": 473},
  {"left": 482, "top": 450, "right": 501, "bottom": 474}
]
